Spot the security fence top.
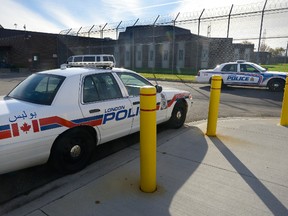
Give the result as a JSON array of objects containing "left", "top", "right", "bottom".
[{"left": 59, "top": 0, "right": 288, "bottom": 39}]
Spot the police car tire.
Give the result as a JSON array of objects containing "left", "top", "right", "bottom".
[
  {"left": 268, "top": 79, "right": 285, "bottom": 92},
  {"left": 168, "top": 102, "right": 187, "bottom": 129},
  {"left": 49, "top": 128, "right": 94, "bottom": 174}
]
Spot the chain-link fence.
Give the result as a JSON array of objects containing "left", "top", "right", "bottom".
[{"left": 58, "top": 0, "right": 288, "bottom": 74}]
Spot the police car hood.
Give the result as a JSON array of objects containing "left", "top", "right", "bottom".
[
  {"left": 162, "top": 87, "right": 187, "bottom": 93},
  {"left": 0, "top": 97, "right": 41, "bottom": 122},
  {"left": 264, "top": 71, "right": 287, "bottom": 76},
  {"left": 162, "top": 87, "right": 190, "bottom": 97}
]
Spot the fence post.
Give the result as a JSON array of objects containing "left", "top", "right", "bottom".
[
  {"left": 206, "top": 75, "right": 222, "bottom": 136},
  {"left": 280, "top": 77, "right": 288, "bottom": 126},
  {"left": 227, "top": 4, "right": 234, "bottom": 38},
  {"left": 140, "top": 86, "right": 157, "bottom": 193},
  {"left": 257, "top": 0, "right": 268, "bottom": 63}
]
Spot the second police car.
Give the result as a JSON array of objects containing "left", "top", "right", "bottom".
[
  {"left": 0, "top": 67, "right": 192, "bottom": 175},
  {"left": 196, "top": 60, "right": 287, "bottom": 91}
]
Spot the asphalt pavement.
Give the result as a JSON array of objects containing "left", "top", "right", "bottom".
[{"left": 2, "top": 117, "right": 288, "bottom": 216}]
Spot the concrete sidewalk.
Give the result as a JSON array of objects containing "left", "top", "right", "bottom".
[{"left": 3, "top": 118, "right": 288, "bottom": 216}]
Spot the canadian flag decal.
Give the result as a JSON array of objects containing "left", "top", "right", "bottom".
[
  {"left": 20, "top": 123, "right": 31, "bottom": 133},
  {"left": 11, "top": 120, "right": 40, "bottom": 137}
]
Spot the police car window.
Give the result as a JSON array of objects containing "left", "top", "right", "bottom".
[
  {"left": 108, "top": 56, "right": 114, "bottom": 62},
  {"left": 7, "top": 74, "right": 65, "bottom": 105},
  {"left": 83, "top": 56, "right": 95, "bottom": 62},
  {"left": 74, "top": 56, "right": 82, "bottom": 62},
  {"left": 240, "top": 64, "right": 259, "bottom": 73},
  {"left": 67, "top": 56, "right": 73, "bottom": 63},
  {"left": 83, "top": 76, "right": 100, "bottom": 103},
  {"left": 251, "top": 63, "right": 266, "bottom": 72},
  {"left": 117, "top": 72, "right": 152, "bottom": 96},
  {"left": 221, "top": 64, "right": 237, "bottom": 72},
  {"left": 83, "top": 73, "right": 122, "bottom": 103}
]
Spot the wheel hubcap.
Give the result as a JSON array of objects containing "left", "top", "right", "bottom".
[
  {"left": 176, "top": 111, "right": 182, "bottom": 119},
  {"left": 273, "top": 83, "right": 279, "bottom": 88},
  {"left": 70, "top": 145, "right": 81, "bottom": 158}
]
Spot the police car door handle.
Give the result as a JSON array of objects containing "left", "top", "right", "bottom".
[
  {"left": 133, "top": 101, "right": 140, "bottom": 105},
  {"left": 89, "top": 109, "right": 100, "bottom": 114}
]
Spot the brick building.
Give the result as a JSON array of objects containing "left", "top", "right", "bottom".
[{"left": 0, "top": 26, "right": 254, "bottom": 73}]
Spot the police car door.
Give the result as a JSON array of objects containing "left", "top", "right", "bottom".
[
  {"left": 79, "top": 73, "right": 133, "bottom": 144},
  {"left": 220, "top": 63, "right": 238, "bottom": 84},
  {"left": 115, "top": 72, "right": 167, "bottom": 133},
  {"left": 238, "top": 63, "right": 262, "bottom": 85}
]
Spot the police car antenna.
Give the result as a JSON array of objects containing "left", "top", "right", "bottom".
[{"left": 152, "top": 73, "right": 159, "bottom": 86}]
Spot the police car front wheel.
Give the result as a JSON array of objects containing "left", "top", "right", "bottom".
[
  {"left": 49, "top": 128, "right": 95, "bottom": 174},
  {"left": 168, "top": 102, "right": 187, "bottom": 129},
  {"left": 268, "top": 79, "right": 285, "bottom": 92}
]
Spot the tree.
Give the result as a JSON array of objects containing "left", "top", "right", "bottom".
[
  {"left": 269, "top": 47, "right": 285, "bottom": 57},
  {"left": 259, "top": 42, "right": 271, "bottom": 52}
]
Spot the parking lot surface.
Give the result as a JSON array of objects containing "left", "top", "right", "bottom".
[{"left": 2, "top": 117, "right": 288, "bottom": 216}]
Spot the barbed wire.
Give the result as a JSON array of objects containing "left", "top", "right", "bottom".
[{"left": 59, "top": 0, "right": 288, "bottom": 38}]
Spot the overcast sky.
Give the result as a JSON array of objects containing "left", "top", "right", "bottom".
[{"left": 1, "top": 0, "right": 264, "bottom": 33}]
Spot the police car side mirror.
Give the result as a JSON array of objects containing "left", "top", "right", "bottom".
[{"left": 155, "top": 85, "right": 162, "bottom": 93}]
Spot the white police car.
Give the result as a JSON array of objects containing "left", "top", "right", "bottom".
[
  {"left": 196, "top": 60, "right": 287, "bottom": 91},
  {"left": 0, "top": 67, "right": 192, "bottom": 174}
]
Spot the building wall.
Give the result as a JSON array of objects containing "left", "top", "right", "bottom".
[
  {"left": 232, "top": 43, "right": 254, "bottom": 62},
  {"left": 1, "top": 27, "right": 260, "bottom": 73},
  {"left": 0, "top": 31, "right": 58, "bottom": 70}
]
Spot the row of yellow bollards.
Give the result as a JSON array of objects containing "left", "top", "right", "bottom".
[
  {"left": 206, "top": 76, "right": 288, "bottom": 136},
  {"left": 139, "top": 76, "right": 288, "bottom": 193}
]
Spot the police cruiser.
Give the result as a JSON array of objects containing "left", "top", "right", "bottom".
[
  {"left": 196, "top": 60, "right": 287, "bottom": 91},
  {"left": 0, "top": 67, "right": 192, "bottom": 174}
]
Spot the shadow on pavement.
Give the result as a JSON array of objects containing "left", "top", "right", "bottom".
[
  {"left": 209, "top": 136, "right": 288, "bottom": 215},
  {"left": 28, "top": 125, "right": 209, "bottom": 216},
  {"left": 140, "top": 125, "right": 209, "bottom": 215}
]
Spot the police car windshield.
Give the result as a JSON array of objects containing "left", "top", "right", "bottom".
[
  {"left": 7, "top": 74, "right": 65, "bottom": 105},
  {"left": 251, "top": 63, "right": 267, "bottom": 72},
  {"left": 214, "top": 65, "right": 221, "bottom": 70}
]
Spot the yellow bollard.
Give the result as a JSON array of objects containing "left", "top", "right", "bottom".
[
  {"left": 206, "top": 75, "right": 222, "bottom": 136},
  {"left": 280, "top": 77, "right": 288, "bottom": 126},
  {"left": 140, "top": 86, "right": 157, "bottom": 193}
]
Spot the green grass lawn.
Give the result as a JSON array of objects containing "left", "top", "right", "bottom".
[
  {"left": 262, "top": 63, "right": 288, "bottom": 72},
  {"left": 139, "top": 64, "right": 288, "bottom": 82},
  {"left": 139, "top": 73, "right": 196, "bottom": 82}
]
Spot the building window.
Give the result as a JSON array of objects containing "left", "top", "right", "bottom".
[
  {"left": 178, "top": 50, "right": 184, "bottom": 61},
  {"left": 164, "top": 50, "right": 168, "bottom": 61},
  {"left": 149, "top": 50, "right": 154, "bottom": 61},
  {"left": 126, "top": 51, "right": 130, "bottom": 62},
  {"left": 234, "top": 49, "right": 240, "bottom": 60},
  {"left": 244, "top": 49, "right": 251, "bottom": 61},
  {"left": 137, "top": 51, "right": 142, "bottom": 61}
]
